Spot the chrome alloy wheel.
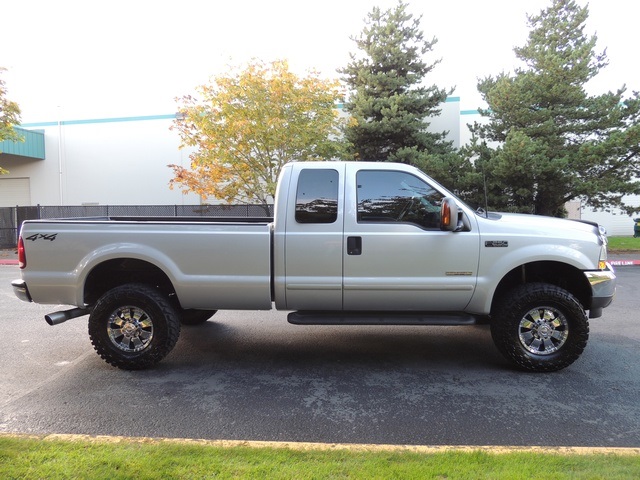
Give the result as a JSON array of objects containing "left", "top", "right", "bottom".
[
  {"left": 518, "top": 306, "right": 569, "bottom": 355},
  {"left": 107, "top": 306, "right": 154, "bottom": 353}
]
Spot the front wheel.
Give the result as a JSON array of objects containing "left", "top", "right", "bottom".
[
  {"left": 88, "top": 283, "right": 181, "bottom": 370},
  {"left": 491, "top": 283, "right": 589, "bottom": 372}
]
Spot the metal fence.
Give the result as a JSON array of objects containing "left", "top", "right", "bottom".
[{"left": 0, "top": 204, "right": 274, "bottom": 249}]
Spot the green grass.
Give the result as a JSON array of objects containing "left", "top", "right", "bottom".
[
  {"left": 1, "top": 436, "right": 639, "bottom": 479},
  {"left": 608, "top": 236, "right": 640, "bottom": 252}
]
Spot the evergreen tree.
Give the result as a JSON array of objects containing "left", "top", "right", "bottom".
[
  {"left": 466, "top": 0, "right": 640, "bottom": 216},
  {"left": 340, "top": 1, "right": 468, "bottom": 190}
]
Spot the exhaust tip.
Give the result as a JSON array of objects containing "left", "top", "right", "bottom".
[{"left": 45, "top": 308, "right": 89, "bottom": 326}]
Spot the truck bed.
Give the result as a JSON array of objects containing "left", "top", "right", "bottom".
[{"left": 20, "top": 217, "right": 274, "bottom": 310}]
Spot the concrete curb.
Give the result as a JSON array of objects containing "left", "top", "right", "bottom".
[{"left": 1, "top": 432, "right": 639, "bottom": 456}]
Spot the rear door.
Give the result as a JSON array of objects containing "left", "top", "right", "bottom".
[
  {"left": 282, "top": 164, "right": 345, "bottom": 310},
  {"left": 342, "top": 164, "right": 480, "bottom": 311}
]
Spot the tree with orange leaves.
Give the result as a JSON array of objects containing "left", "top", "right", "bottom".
[
  {"left": 169, "top": 59, "right": 346, "bottom": 206},
  {"left": 0, "top": 67, "right": 22, "bottom": 175}
]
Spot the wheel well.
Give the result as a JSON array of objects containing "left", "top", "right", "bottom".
[
  {"left": 83, "top": 258, "right": 175, "bottom": 306},
  {"left": 492, "top": 261, "right": 591, "bottom": 313}
]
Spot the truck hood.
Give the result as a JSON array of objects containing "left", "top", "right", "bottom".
[{"left": 477, "top": 211, "right": 602, "bottom": 239}]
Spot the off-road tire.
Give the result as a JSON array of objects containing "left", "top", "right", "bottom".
[
  {"left": 491, "top": 283, "right": 589, "bottom": 372},
  {"left": 89, "top": 283, "right": 181, "bottom": 370}
]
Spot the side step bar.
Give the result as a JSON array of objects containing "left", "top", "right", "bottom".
[{"left": 288, "top": 311, "right": 484, "bottom": 326}]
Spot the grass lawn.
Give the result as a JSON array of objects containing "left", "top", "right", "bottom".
[
  {"left": 1, "top": 435, "right": 639, "bottom": 479},
  {"left": 607, "top": 236, "right": 640, "bottom": 252}
]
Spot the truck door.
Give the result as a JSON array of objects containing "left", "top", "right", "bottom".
[
  {"left": 282, "top": 164, "right": 345, "bottom": 310},
  {"left": 342, "top": 166, "right": 480, "bottom": 311}
]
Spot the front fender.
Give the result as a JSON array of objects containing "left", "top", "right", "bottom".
[{"left": 467, "top": 243, "right": 597, "bottom": 315}]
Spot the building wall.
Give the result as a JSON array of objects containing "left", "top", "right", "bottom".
[
  {"left": 434, "top": 97, "right": 461, "bottom": 149},
  {"left": 5, "top": 115, "right": 200, "bottom": 206}
]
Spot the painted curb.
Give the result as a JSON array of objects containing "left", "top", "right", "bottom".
[
  {"left": 1, "top": 432, "right": 639, "bottom": 456},
  {"left": 610, "top": 259, "right": 640, "bottom": 266}
]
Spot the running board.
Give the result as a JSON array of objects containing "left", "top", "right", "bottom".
[{"left": 287, "top": 311, "right": 482, "bottom": 326}]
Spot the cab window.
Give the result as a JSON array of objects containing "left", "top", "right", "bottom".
[
  {"left": 295, "top": 169, "right": 339, "bottom": 224},
  {"left": 356, "top": 170, "right": 443, "bottom": 229}
]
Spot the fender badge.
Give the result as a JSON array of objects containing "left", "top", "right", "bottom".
[{"left": 485, "top": 240, "right": 508, "bottom": 247}]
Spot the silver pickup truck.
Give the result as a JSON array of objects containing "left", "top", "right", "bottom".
[{"left": 12, "top": 161, "right": 616, "bottom": 372}]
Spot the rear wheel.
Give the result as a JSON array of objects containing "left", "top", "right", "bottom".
[
  {"left": 491, "top": 283, "right": 589, "bottom": 372},
  {"left": 89, "top": 283, "right": 181, "bottom": 370}
]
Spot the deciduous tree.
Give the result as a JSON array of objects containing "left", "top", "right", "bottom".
[
  {"left": 0, "top": 67, "right": 22, "bottom": 174},
  {"left": 466, "top": 0, "right": 640, "bottom": 216},
  {"left": 169, "top": 59, "right": 346, "bottom": 206}
]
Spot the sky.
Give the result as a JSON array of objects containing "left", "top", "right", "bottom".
[{"left": 2, "top": 0, "right": 639, "bottom": 123}]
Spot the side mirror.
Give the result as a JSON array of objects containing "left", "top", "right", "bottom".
[{"left": 440, "top": 197, "right": 460, "bottom": 232}]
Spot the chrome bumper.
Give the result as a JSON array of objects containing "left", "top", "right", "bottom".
[
  {"left": 584, "top": 265, "right": 616, "bottom": 318},
  {"left": 12, "top": 279, "right": 32, "bottom": 303}
]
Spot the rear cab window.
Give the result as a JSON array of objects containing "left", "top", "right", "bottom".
[{"left": 295, "top": 169, "right": 339, "bottom": 224}]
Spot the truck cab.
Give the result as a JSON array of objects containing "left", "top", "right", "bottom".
[{"left": 274, "top": 161, "right": 479, "bottom": 312}]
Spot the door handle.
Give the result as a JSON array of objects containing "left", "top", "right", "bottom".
[{"left": 347, "top": 236, "right": 362, "bottom": 255}]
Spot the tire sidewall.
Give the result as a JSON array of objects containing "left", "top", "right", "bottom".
[
  {"left": 89, "top": 283, "right": 180, "bottom": 370},
  {"left": 491, "top": 283, "right": 589, "bottom": 372}
]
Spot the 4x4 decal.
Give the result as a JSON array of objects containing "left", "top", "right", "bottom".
[{"left": 24, "top": 233, "right": 58, "bottom": 242}]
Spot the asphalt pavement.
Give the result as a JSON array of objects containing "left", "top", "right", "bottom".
[{"left": 0, "top": 263, "right": 639, "bottom": 448}]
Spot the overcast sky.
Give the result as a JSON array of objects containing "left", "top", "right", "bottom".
[{"left": 2, "top": 0, "right": 639, "bottom": 123}]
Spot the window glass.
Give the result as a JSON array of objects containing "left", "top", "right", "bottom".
[
  {"left": 295, "top": 169, "right": 339, "bottom": 224},
  {"left": 356, "top": 170, "right": 443, "bottom": 229}
]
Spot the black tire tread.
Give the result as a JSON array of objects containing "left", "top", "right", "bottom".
[
  {"left": 88, "top": 283, "right": 181, "bottom": 370},
  {"left": 491, "top": 282, "right": 589, "bottom": 372}
]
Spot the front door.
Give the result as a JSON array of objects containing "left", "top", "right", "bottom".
[{"left": 343, "top": 166, "right": 480, "bottom": 311}]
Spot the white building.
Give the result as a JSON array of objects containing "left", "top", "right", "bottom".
[{"left": 0, "top": 115, "right": 199, "bottom": 207}]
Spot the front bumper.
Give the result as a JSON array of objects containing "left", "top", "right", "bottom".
[
  {"left": 12, "top": 279, "right": 32, "bottom": 303},
  {"left": 584, "top": 265, "right": 616, "bottom": 318}
]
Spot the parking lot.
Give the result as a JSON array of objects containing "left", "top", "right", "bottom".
[{"left": 1, "top": 264, "right": 639, "bottom": 447}]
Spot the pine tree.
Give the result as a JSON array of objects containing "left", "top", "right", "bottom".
[
  {"left": 340, "top": 1, "right": 467, "bottom": 189},
  {"left": 467, "top": 0, "right": 640, "bottom": 216}
]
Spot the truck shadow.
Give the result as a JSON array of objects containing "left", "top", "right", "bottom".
[{"left": 172, "top": 318, "right": 508, "bottom": 372}]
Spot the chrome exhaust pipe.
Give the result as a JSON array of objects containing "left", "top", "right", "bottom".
[{"left": 45, "top": 307, "right": 90, "bottom": 326}]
